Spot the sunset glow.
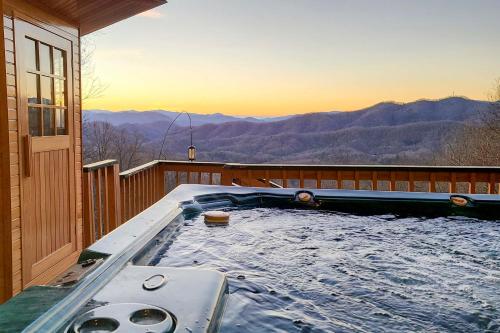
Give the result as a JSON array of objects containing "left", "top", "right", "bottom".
[{"left": 85, "top": 0, "right": 500, "bottom": 116}]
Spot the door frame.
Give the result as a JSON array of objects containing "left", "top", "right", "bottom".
[{"left": 14, "top": 14, "right": 78, "bottom": 287}]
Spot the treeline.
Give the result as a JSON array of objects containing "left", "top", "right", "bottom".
[
  {"left": 83, "top": 120, "right": 154, "bottom": 170},
  {"left": 435, "top": 81, "right": 500, "bottom": 166}
]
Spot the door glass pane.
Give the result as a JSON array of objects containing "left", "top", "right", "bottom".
[
  {"left": 41, "top": 76, "right": 53, "bottom": 105},
  {"left": 29, "top": 107, "right": 41, "bottom": 136},
  {"left": 39, "top": 43, "right": 52, "bottom": 74},
  {"left": 53, "top": 49, "right": 64, "bottom": 77},
  {"left": 55, "top": 79, "right": 65, "bottom": 106},
  {"left": 25, "top": 38, "right": 37, "bottom": 71},
  {"left": 27, "top": 73, "right": 39, "bottom": 104},
  {"left": 43, "top": 108, "right": 55, "bottom": 136},
  {"left": 56, "top": 108, "right": 67, "bottom": 135}
]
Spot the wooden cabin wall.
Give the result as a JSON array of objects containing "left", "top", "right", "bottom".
[
  {"left": 1, "top": 1, "right": 17, "bottom": 301},
  {"left": 0, "top": 0, "right": 9, "bottom": 303},
  {"left": 1, "top": 0, "right": 82, "bottom": 302},
  {"left": 4, "top": 7, "right": 25, "bottom": 300}
]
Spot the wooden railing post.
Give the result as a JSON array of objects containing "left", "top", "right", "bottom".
[
  {"left": 156, "top": 162, "right": 165, "bottom": 199},
  {"left": 470, "top": 172, "right": 477, "bottom": 194},
  {"left": 430, "top": 173, "right": 436, "bottom": 192},
  {"left": 372, "top": 171, "right": 378, "bottom": 190},
  {"left": 316, "top": 171, "right": 322, "bottom": 189},
  {"left": 82, "top": 171, "right": 95, "bottom": 247},
  {"left": 107, "top": 163, "right": 121, "bottom": 230},
  {"left": 221, "top": 167, "right": 233, "bottom": 186},
  {"left": 489, "top": 173, "right": 497, "bottom": 194},
  {"left": 408, "top": 172, "right": 415, "bottom": 192},
  {"left": 354, "top": 171, "right": 360, "bottom": 190},
  {"left": 390, "top": 172, "right": 396, "bottom": 191}
]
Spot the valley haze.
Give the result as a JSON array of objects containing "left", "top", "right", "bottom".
[{"left": 83, "top": 97, "right": 491, "bottom": 165}]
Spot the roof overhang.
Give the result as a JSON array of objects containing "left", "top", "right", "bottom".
[{"left": 27, "top": 0, "right": 167, "bottom": 35}]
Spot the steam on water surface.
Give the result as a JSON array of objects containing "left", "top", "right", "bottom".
[{"left": 155, "top": 208, "right": 500, "bottom": 333}]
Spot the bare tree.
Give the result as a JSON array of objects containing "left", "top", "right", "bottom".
[
  {"left": 83, "top": 121, "right": 116, "bottom": 163},
  {"left": 83, "top": 119, "right": 151, "bottom": 170},
  {"left": 436, "top": 79, "right": 500, "bottom": 166},
  {"left": 483, "top": 78, "right": 500, "bottom": 136},
  {"left": 81, "top": 37, "right": 108, "bottom": 101},
  {"left": 113, "top": 127, "right": 147, "bottom": 170}
]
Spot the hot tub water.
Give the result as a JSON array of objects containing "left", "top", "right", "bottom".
[{"left": 153, "top": 208, "right": 500, "bottom": 333}]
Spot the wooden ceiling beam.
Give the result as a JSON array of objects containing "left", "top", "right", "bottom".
[{"left": 25, "top": 0, "right": 167, "bottom": 35}]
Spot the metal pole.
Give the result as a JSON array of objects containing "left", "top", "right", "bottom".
[{"left": 157, "top": 111, "right": 193, "bottom": 160}]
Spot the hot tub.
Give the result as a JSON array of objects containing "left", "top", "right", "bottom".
[{"left": 1, "top": 185, "right": 499, "bottom": 332}]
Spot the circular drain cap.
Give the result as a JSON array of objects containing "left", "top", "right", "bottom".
[{"left": 67, "top": 303, "right": 175, "bottom": 333}]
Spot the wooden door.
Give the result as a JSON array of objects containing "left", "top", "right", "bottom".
[{"left": 15, "top": 19, "right": 77, "bottom": 286}]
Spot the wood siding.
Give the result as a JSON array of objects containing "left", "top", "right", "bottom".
[
  {"left": 2, "top": 12, "right": 21, "bottom": 299},
  {"left": 0, "top": 0, "right": 12, "bottom": 303},
  {"left": 1, "top": 0, "right": 82, "bottom": 302}
]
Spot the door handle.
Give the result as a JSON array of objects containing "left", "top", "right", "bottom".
[{"left": 23, "top": 135, "right": 32, "bottom": 177}]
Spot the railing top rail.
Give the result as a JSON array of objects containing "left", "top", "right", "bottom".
[
  {"left": 158, "top": 160, "right": 226, "bottom": 167},
  {"left": 83, "top": 159, "right": 118, "bottom": 172},
  {"left": 119, "top": 160, "right": 227, "bottom": 179},
  {"left": 85, "top": 159, "right": 500, "bottom": 179},
  {"left": 223, "top": 163, "right": 500, "bottom": 172},
  {"left": 119, "top": 160, "right": 161, "bottom": 178}
]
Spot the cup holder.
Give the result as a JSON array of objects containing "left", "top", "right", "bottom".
[
  {"left": 77, "top": 318, "right": 119, "bottom": 332},
  {"left": 130, "top": 308, "right": 167, "bottom": 325},
  {"left": 67, "top": 303, "right": 175, "bottom": 333}
]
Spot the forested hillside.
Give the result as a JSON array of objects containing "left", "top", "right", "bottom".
[{"left": 83, "top": 97, "right": 496, "bottom": 168}]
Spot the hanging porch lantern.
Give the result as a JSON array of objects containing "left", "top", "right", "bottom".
[{"left": 188, "top": 145, "right": 196, "bottom": 161}]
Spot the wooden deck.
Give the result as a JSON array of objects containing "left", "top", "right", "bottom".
[{"left": 83, "top": 160, "right": 500, "bottom": 246}]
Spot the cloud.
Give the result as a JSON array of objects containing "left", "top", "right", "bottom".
[{"left": 138, "top": 8, "right": 164, "bottom": 19}]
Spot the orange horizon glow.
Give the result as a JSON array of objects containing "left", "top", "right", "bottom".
[
  {"left": 84, "top": 0, "right": 500, "bottom": 117},
  {"left": 84, "top": 96, "right": 486, "bottom": 116},
  {"left": 83, "top": 82, "right": 493, "bottom": 116}
]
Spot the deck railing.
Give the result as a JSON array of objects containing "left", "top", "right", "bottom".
[
  {"left": 82, "top": 160, "right": 225, "bottom": 246},
  {"left": 119, "top": 161, "right": 164, "bottom": 223},
  {"left": 119, "top": 161, "right": 225, "bottom": 222},
  {"left": 83, "top": 160, "right": 500, "bottom": 246},
  {"left": 82, "top": 160, "right": 121, "bottom": 247},
  {"left": 223, "top": 163, "right": 500, "bottom": 193}
]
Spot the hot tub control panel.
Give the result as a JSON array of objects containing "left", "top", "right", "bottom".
[{"left": 65, "top": 266, "right": 227, "bottom": 333}]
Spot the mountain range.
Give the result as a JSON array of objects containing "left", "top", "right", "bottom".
[
  {"left": 83, "top": 97, "right": 491, "bottom": 164},
  {"left": 84, "top": 109, "right": 292, "bottom": 127}
]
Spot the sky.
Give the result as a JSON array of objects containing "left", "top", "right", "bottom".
[{"left": 85, "top": 0, "right": 500, "bottom": 116}]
